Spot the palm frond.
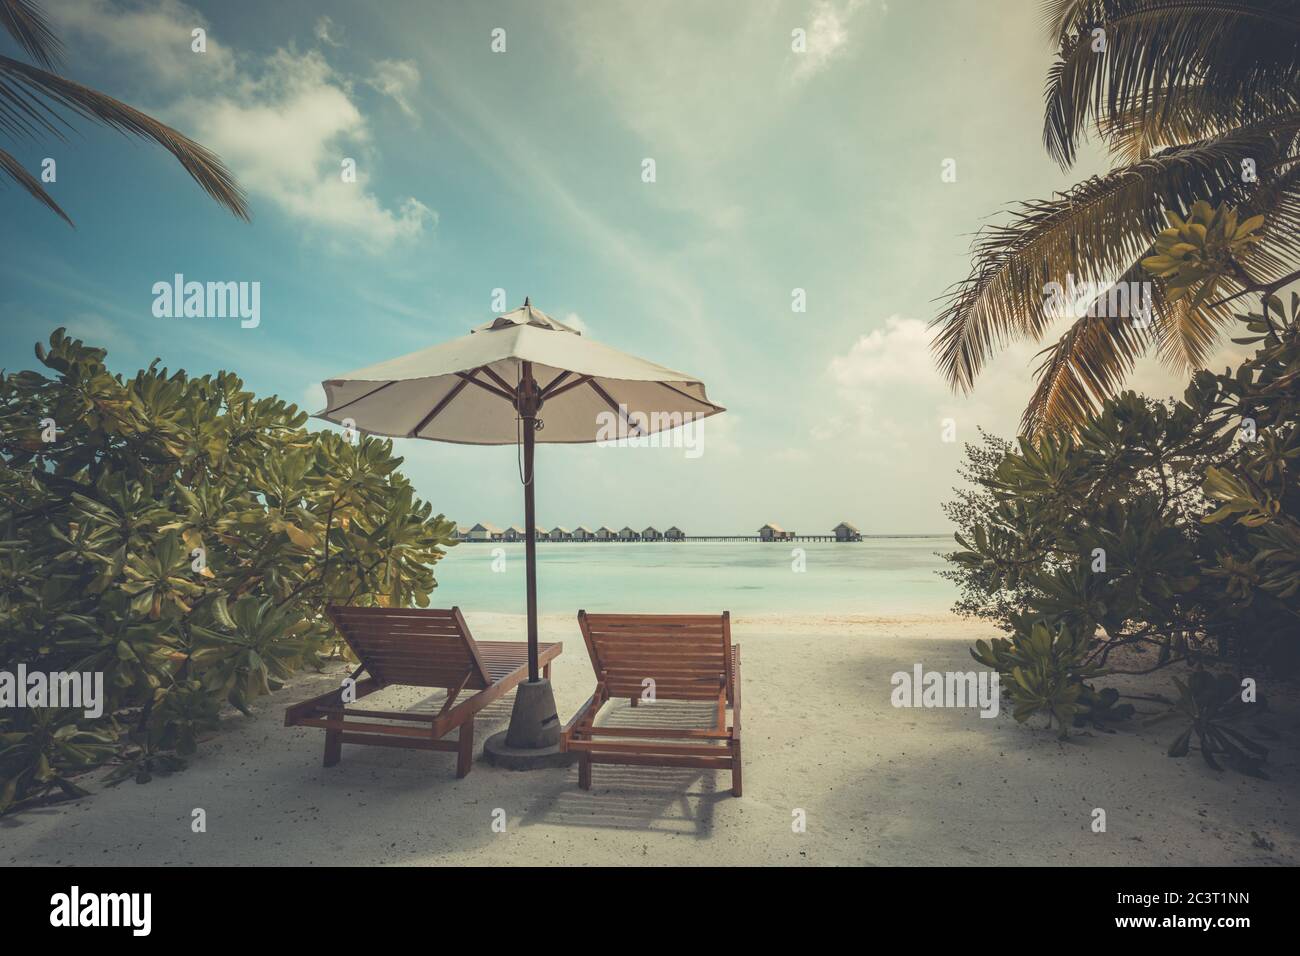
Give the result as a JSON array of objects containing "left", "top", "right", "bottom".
[
  {"left": 0, "top": 141, "right": 70, "bottom": 223},
  {"left": 1022, "top": 304, "right": 1153, "bottom": 434},
  {"left": 1150, "top": 276, "right": 1235, "bottom": 370},
  {"left": 931, "top": 119, "right": 1297, "bottom": 394},
  {"left": 0, "top": 54, "right": 249, "bottom": 221},
  {"left": 1230, "top": 152, "right": 1300, "bottom": 282},
  {"left": 1043, "top": 0, "right": 1300, "bottom": 169},
  {"left": 1022, "top": 258, "right": 1241, "bottom": 434},
  {"left": 972, "top": 125, "right": 1300, "bottom": 434},
  {"left": 1098, "top": 83, "right": 1299, "bottom": 163},
  {"left": 0, "top": 0, "right": 63, "bottom": 70},
  {"left": 0, "top": 72, "right": 73, "bottom": 140},
  {"left": 938, "top": 2, "right": 1300, "bottom": 435},
  {"left": 1041, "top": 0, "right": 1093, "bottom": 42}
]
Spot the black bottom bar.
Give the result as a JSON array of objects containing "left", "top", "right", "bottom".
[{"left": 11, "top": 866, "right": 1284, "bottom": 939}]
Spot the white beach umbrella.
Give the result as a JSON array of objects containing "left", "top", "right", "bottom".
[
  {"left": 318, "top": 300, "right": 722, "bottom": 445},
  {"left": 314, "top": 299, "right": 725, "bottom": 704}
]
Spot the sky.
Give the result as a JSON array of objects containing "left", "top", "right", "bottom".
[{"left": 0, "top": 0, "right": 1236, "bottom": 534}]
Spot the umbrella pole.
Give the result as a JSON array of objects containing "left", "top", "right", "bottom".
[
  {"left": 484, "top": 360, "right": 570, "bottom": 766},
  {"left": 522, "top": 406, "right": 539, "bottom": 683},
  {"left": 518, "top": 360, "right": 542, "bottom": 683}
]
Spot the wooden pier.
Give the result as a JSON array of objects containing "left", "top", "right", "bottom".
[
  {"left": 456, "top": 518, "right": 869, "bottom": 544},
  {"left": 684, "top": 535, "right": 839, "bottom": 542},
  {"left": 458, "top": 534, "right": 854, "bottom": 543}
]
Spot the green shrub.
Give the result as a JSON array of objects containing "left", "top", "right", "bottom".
[
  {"left": 972, "top": 620, "right": 1130, "bottom": 736},
  {"left": 1154, "top": 670, "right": 1269, "bottom": 777},
  {"left": 0, "top": 330, "right": 457, "bottom": 811},
  {"left": 944, "top": 296, "right": 1299, "bottom": 769}
]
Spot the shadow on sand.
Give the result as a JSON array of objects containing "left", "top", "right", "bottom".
[{"left": 522, "top": 699, "right": 728, "bottom": 837}]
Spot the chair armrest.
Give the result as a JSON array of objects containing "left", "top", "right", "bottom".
[
  {"left": 730, "top": 645, "right": 742, "bottom": 735},
  {"left": 560, "top": 687, "right": 604, "bottom": 747}
]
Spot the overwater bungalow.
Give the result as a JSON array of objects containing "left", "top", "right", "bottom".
[
  {"left": 642, "top": 526, "right": 663, "bottom": 541},
  {"left": 758, "top": 522, "right": 793, "bottom": 542},
  {"left": 595, "top": 526, "right": 615, "bottom": 541},
  {"left": 664, "top": 526, "right": 685, "bottom": 540},
  {"left": 549, "top": 526, "right": 572, "bottom": 541},
  {"left": 572, "top": 525, "right": 594, "bottom": 541},
  {"left": 500, "top": 525, "right": 525, "bottom": 542},
  {"left": 618, "top": 526, "right": 640, "bottom": 541},
  {"left": 833, "top": 521, "right": 862, "bottom": 542},
  {"left": 468, "top": 521, "right": 503, "bottom": 541}
]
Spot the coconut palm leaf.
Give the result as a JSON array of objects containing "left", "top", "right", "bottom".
[
  {"left": 1097, "top": 83, "right": 1299, "bottom": 163},
  {"left": 0, "top": 0, "right": 248, "bottom": 223},
  {"left": 0, "top": 0, "right": 62, "bottom": 70},
  {"left": 1139, "top": 156, "right": 1300, "bottom": 371},
  {"left": 0, "top": 69, "right": 74, "bottom": 141},
  {"left": 0, "top": 54, "right": 248, "bottom": 222},
  {"left": 1040, "top": 0, "right": 1092, "bottom": 41},
  {"left": 1042, "top": 0, "right": 1300, "bottom": 169},
  {"left": 0, "top": 141, "right": 69, "bottom": 223},
  {"left": 1018, "top": 271, "right": 1233, "bottom": 435},
  {"left": 1023, "top": 306, "right": 1151, "bottom": 437},
  {"left": 931, "top": 117, "right": 1297, "bottom": 397},
  {"left": 1230, "top": 154, "right": 1300, "bottom": 274}
]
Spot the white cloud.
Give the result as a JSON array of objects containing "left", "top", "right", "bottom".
[
  {"left": 48, "top": 0, "right": 235, "bottom": 85},
  {"left": 820, "top": 315, "right": 1031, "bottom": 451},
  {"left": 791, "top": 0, "right": 867, "bottom": 83},
  {"left": 828, "top": 315, "right": 939, "bottom": 392},
  {"left": 52, "top": 0, "right": 433, "bottom": 250},
  {"left": 314, "top": 15, "right": 342, "bottom": 47},
  {"left": 367, "top": 58, "right": 421, "bottom": 121},
  {"left": 822, "top": 312, "right": 1253, "bottom": 453},
  {"left": 178, "top": 50, "right": 434, "bottom": 246},
  {"left": 562, "top": 312, "right": 588, "bottom": 333}
]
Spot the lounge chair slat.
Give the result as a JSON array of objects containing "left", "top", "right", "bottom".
[
  {"left": 330, "top": 606, "right": 458, "bottom": 618},
  {"left": 598, "top": 657, "right": 723, "bottom": 668},
  {"left": 584, "top": 617, "right": 724, "bottom": 624},
  {"left": 569, "top": 725, "right": 733, "bottom": 740},
  {"left": 565, "top": 750, "right": 734, "bottom": 771}
]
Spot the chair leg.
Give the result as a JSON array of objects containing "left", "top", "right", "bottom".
[
  {"left": 543, "top": 662, "right": 552, "bottom": 680},
  {"left": 323, "top": 712, "right": 342, "bottom": 767},
  {"left": 629, "top": 696, "right": 638, "bottom": 707},
  {"left": 456, "top": 718, "right": 474, "bottom": 779},
  {"left": 578, "top": 753, "right": 592, "bottom": 790},
  {"left": 730, "top": 740, "right": 743, "bottom": 797}
]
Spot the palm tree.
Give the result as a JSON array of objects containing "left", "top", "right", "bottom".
[
  {"left": 0, "top": 0, "right": 247, "bottom": 224},
  {"left": 931, "top": 0, "right": 1300, "bottom": 434}
]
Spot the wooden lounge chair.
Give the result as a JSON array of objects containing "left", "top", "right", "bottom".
[
  {"left": 561, "top": 611, "right": 742, "bottom": 796},
  {"left": 285, "top": 606, "right": 562, "bottom": 778}
]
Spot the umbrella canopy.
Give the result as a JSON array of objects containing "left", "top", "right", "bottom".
[
  {"left": 313, "top": 299, "right": 724, "bottom": 712},
  {"left": 316, "top": 300, "right": 723, "bottom": 443}
]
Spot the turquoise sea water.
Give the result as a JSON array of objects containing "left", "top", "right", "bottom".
[{"left": 432, "top": 537, "right": 956, "bottom": 617}]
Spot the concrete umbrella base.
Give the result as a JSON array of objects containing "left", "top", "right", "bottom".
[{"left": 482, "top": 678, "right": 575, "bottom": 769}]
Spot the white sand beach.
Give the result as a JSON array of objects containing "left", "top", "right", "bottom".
[{"left": 4, "top": 612, "right": 1296, "bottom": 867}]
